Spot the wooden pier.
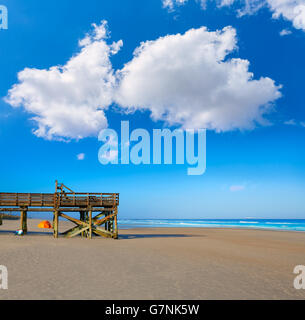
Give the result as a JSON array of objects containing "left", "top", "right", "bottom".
[{"left": 0, "top": 181, "right": 119, "bottom": 239}]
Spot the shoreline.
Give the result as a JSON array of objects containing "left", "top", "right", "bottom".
[{"left": 4, "top": 216, "right": 305, "bottom": 233}]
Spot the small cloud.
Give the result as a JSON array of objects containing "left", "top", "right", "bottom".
[
  {"left": 283, "top": 119, "right": 305, "bottom": 127},
  {"left": 279, "top": 29, "right": 292, "bottom": 36},
  {"left": 162, "top": 0, "right": 174, "bottom": 10},
  {"left": 284, "top": 119, "right": 297, "bottom": 126},
  {"left": 229, "top": 185, "right": 245, "bottom": 192},
  {"left": 162, "top": 0, "right": 189, "bottom": 11},
  {"left": 77, "top": 153, "right": 85, "bottom": 160}
]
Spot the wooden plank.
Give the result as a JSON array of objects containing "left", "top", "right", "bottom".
[
  {"left": 0, "top": 207, "right": 116, "bottom": 212},
  {"left": 92, "top": 211, "right": 107, "bottom": 220},
  {"left": 59, "top": 212, "right": 87, "bottom": 226},
  {"left": 92, "top": 227, "right": 114, "bottom": 238},
  {"left": 0, "top": 192, "right": 119, "bottom": 208},
  {"left": 63, "top": 225, "right": 89, "bottom": 238},
  {"left": 94, "top": 213, "right": 116, "bottom": 227}
]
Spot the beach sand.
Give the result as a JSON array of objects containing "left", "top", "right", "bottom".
[{"left": 0, "top": 218, "right": 305, "bottom": 300}]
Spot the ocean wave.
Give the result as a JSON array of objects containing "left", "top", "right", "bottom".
[
  {"left": 265, "top": 222, "right": 295, "bottom": 225},
  {"left": 239, "top": 221, "right": 259, "bottom": 224}
]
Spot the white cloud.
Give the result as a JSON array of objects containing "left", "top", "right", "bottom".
[
  {"left": 77, "top": 153, "right": 85, "bottom": 160},
  {"left": 279, "top": 28, "right": 292, "bottom": 35},
  {"left": 284, "top": 119, "right": 305, "bottom": 127},
  {"left": 5, "top": 21, "right": 282, "bottom": 140},
  {"left": 284, "top": 119, "right": 297, "bottom": 125},
  {"left": 162, "top": 0, "right": 190, "bottom": 10},
  {"left": 5, "top": 21, "right": 123, "bottom": 141},
  {"left": 236, "top": 0, "right": 267, "bottom": 16},
  {"left": 238, "top": 1, "right": 305, "bottom": 31},
  {"left": 230, "top": 185, "right": 245, "bottom": 192},
  {"left": 267, "top": 0, "right": 305, "bottom": 31},
  {"left": 162, "top": 0, "right": 174, "bottom": 10},
  {"left": 162, "top": 0, "right": 305, "bottom": 32},
  {"left": 163, "top": 0, "right": 209, "bottom": 10},
  {"left": 115, "top": 26, "right": 281, "bottom": 131},
  {"left": 218, "top": 0, "right": 236, "bottom": 7}
]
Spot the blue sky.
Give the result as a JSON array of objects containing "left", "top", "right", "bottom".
[{"left": 0, "top": 0, "right": 305, "bottom": 219}]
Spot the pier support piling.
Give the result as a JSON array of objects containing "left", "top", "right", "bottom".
[
  {"left": 53, "top": 210, "right": 59, "bottom": 238},
  {"left": 20, "top": 207, "right": 28, "bottom": 234},
  {"left": 89, "top": 209, "right": 92, "bottom": 239}
]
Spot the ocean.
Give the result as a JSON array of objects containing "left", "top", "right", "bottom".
[
  {"left": 118, "top": 219, "right": 305, "bottom": 232},
  {"left": 27, "top": 212, "right": 305, "bottom": 232}
]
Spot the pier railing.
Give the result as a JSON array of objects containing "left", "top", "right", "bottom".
[{"left": 0, "top": 192, "right": 119, "bottom": 208}]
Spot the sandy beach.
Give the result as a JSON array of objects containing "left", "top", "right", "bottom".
[{"left": 0, "top": 218, "right": 305, "bottom": 300}]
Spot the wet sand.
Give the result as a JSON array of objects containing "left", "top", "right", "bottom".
[{"left": 0, "top": 219, "right": 305, "bottom": 300}]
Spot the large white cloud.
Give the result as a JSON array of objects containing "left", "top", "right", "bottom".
[
  {"left": 5, "top": 21, "right": 282, "bottom": 139},
  {"left": 163, "top": 0, "right": 305, "bottom": 32},
  {"left": 115, "top": 26, "right": 281, "bottom": 131},
  {"left": 5, "top": 21, "right": 123, "bottom": 141}
]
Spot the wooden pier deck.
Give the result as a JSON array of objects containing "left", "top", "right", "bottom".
[{"left": 0, "top": 181, "right": 119, "bottom": 239}]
